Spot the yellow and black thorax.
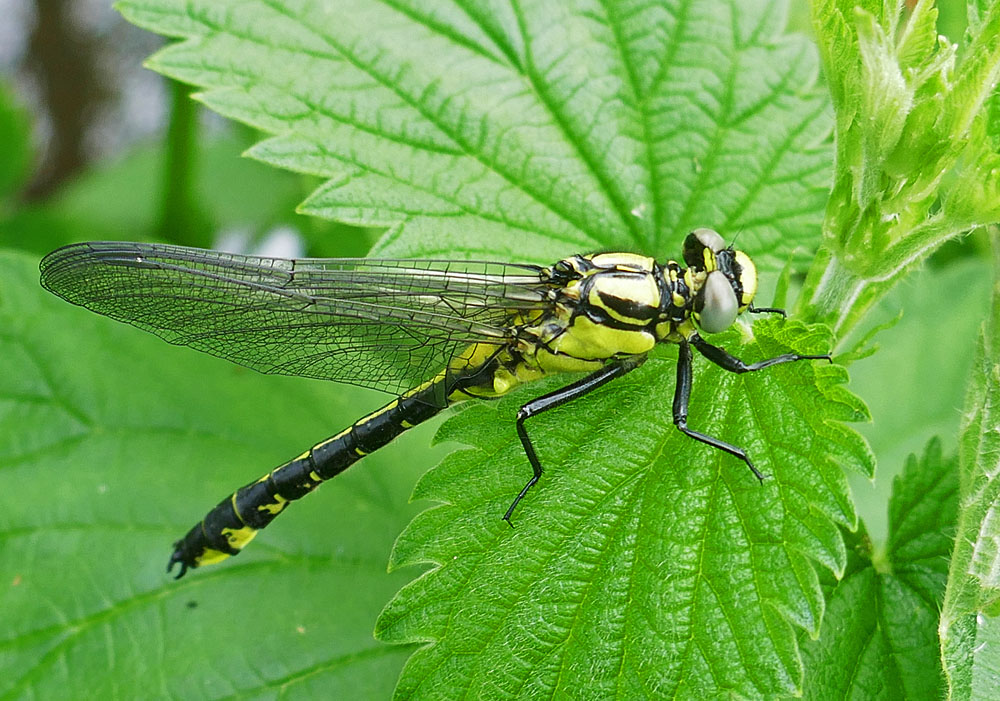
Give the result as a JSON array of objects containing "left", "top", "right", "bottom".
[{"left": 460, "top": 228, "right": 760, "bottom": 400}]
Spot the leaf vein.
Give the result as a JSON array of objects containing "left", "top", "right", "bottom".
[{"left": 254, "top": 0, "right": 605, "bottom": 246}]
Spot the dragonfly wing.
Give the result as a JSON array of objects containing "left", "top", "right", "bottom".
[{"left": 39, "top": 242, "right": 549, "bottom": 397}]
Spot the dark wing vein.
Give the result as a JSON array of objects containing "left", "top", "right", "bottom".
[{"left": 39, "top": 241, "right": 550, "bottom": 396}]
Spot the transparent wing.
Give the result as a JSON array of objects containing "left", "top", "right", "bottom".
[{"left": 40, "top": 241, "right": 550, "bottom": 398}]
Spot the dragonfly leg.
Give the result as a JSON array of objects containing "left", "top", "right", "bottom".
[
  {"left": 672, "top": 341, "right": 766, "bottom": 481},
  {"left": 747, "top": 303, "right": 786, "bottom": 316},
  {"left": 675, "top": 335, "right": 830, "bottom": 480},
  {"left": 505, "top": 355, "right": 645, "bottom": 524},
  {"left": 689, "top": 332, "right": 831, "bottom": 372}
]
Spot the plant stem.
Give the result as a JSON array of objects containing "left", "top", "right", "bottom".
[{"left": 156, "top": 79, "right": 203, "bottom": 245}]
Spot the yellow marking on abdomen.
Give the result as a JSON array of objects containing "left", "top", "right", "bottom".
[
  {"left": 257, "top": 494, "right": 288, "bottom": 516},
  {"left": 352, "top": 399, "right": 399, "bottom": 427},
  {"left": 194, "top": 548, "right": 233, "bottom": 567},
  {"left": 221, "top": 525, "right": 258, "bottom": 552},
  {"left": 587, "top": 252, "right": 655, "bottom": 271}
]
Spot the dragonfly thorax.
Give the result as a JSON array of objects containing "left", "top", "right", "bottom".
[
  {"left": 532, "top": 230, "right": 758, "bottom": 355},
  {"left": 451, "top": 230, "right": 762, "bottom": 400}
]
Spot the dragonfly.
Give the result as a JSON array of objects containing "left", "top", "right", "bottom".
[{"left": 39, "top": 229, "right": 829, "bottom": 577}]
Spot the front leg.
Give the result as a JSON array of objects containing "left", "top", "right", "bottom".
[
  {"left": 748, "top": 303, "right": 786, "bottom": 316},
  {"left": 672, "top": 341, "right": 765, "bottom": 481},
  {"left": 689, "top": 333, "right": 831, "bottom": 373},
  {"left": 673, "top": 334, "right": 829, "bottom": 481}
]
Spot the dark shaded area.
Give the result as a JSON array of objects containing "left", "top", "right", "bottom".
[{"left": 24, "top": 0, "right": 113, "bottom": 199}]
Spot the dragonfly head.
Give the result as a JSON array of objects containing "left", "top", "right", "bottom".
[{"left": 683, "top": 229, "right": 758, "bottom": 334}]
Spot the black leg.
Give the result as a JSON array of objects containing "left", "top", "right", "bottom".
[
  {"left": 748, "top": 303, "right": 786, "bottom": 316},
  {"left": 689, "top": 333, "right": 831, "bottom": 373},
  {"left": 505, "top": 355, "right": 645, "bottom": 524},
  {"left": 672, "top": 341, "right": 765, "bottom": 482}
]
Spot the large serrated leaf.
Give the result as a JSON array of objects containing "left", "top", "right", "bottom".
[
  {"left": 20, "top": 0, "right": 865, "bottom": 697},
  {"left": 797, "top": 438, "right": 957, "bottom": 700},
  {"left": 117, "top": 0, "right": 832, "bottom": 265},
  {"left": 377, "top": 319, "right": 871, "bottom": 698}
]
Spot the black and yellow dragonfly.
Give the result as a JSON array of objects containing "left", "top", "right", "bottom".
[{"left": 39, "top": 229, "right": 829, "bottom": 577}]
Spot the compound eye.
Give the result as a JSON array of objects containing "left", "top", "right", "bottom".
[
  {"left": 683, "top": 228, "right": 726, "bottom": 268},
  {"left": 692, "top": 228, "right": 725, "bottom": 252},
  {"left": 697, "top": 271, "right": 739, "bottom": 333},
  {"left": 733, "top": 250, "right": 757, "bottom": 310}
]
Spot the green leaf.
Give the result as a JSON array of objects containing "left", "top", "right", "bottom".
[
  {"left": 896, "top": 0, "right": 939, "bottom": 70},
  {"left": 116, "top": 0, "right": 832, "bottom": 266},
  {"left": 24, "top": 0, "right": 864, "bottom": 696},
  {"left": 940, "top": 231, "right": 1000, "bottom": 699},
  {"left": 797, "top": 438, "right": 957, "bottom": 699},
  {"left": 377, "top": 318, "right": 871, "bottom": 697},
  {"left": 0, "top": 251, "right": 434, "bottom": 697},
  {"left": 801, "top": 0, "right": 1000, "bottom": 337},
  {"left": 0, "top": 79, "right": 32, "bottom": 202},
  {"left": 854, "top": 9, "right": 911, "bottom": 208}
]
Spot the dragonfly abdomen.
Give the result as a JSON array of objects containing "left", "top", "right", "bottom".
[{"left": 167, "top": 376, "right": 449, "bottom": 577}]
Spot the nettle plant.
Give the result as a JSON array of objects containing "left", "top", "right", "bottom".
[{"left": 4, "top": 0, "right": 1000, "bottom": 698}]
